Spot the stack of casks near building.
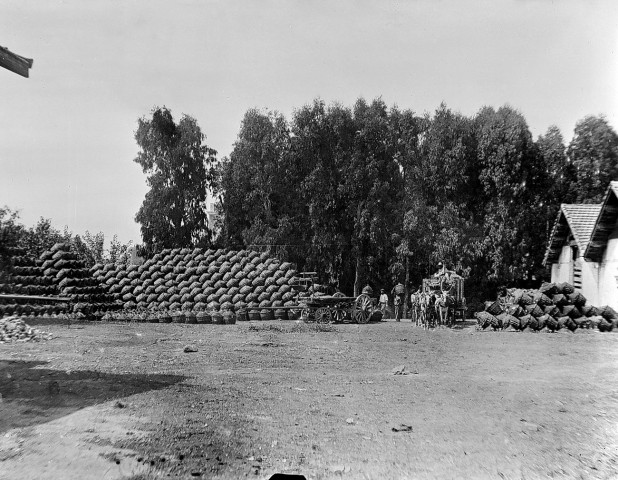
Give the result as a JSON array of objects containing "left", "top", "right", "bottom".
[
  {"left": 92, "top": 248, "right": 298, "bottom": 324},
  {"left": 475, "top": 282, "right": 618, "bottom": 333}
]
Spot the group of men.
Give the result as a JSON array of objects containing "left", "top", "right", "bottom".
[
  {"left": 378, "top": 284, "right": 405, "bottom": 321},
  {"left": 378, "top": 262, "right": 454, "bottom": 321}
]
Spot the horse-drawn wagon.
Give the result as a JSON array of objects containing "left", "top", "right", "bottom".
[
  {"left": 299, "top": 291, "right": 381, "bottom": 324},
  {"left": 291, "top": 274, "right": 381, "bottom": 324},
  {"left": 417, "top": 272, "right": 466, "bottom": 327}
]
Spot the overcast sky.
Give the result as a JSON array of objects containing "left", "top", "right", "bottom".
[{"left": 1, "top": 0, "right": 617, "bottom": 247}]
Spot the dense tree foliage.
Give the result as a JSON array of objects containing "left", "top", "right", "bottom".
[
  {"left": 567, "top": 115, "right": 618, "bottom": 203},
  {"left": 134, "top": 107, "right": 217, "bottom": 253},
  {"left": 218, "top": 98, "right": 618, "bottom": 304}
]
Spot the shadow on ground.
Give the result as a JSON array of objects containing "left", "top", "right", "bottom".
[{"left": 0, "top": 359, "right": 185, "bottom": 433}]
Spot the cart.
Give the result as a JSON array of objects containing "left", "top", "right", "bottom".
[
  {"left": 286, "top": 273, "right": 381, "bottom": 324},
  {"left": 300, "top": 292, "right": 380, "bottom": 324},
  {"left": 422, "top": 273, "right": 466, "bottom": 324}
]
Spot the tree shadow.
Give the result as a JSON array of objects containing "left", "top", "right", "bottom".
[
  {"left": 0, "top": 360, "right": 185, "bottom": 433},
  {"left": 450, "top": 319, "right": 477, "bottom": 330}
]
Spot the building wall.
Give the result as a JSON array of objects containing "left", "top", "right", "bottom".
[
  {"left": 551, "top": 245, "right": 573, "bottom": 285},
  {"left": 580, "top": 258, "right": 599, "bottom": 307},
  {"left": 550, "top": 244, "right": 600, "bottom": 305},
  {"left": 598, "top": 220, "right": 618, "bottom": 309}
]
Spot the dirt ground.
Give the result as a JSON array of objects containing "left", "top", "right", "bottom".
[{"left": 1, "top": 318, "right": 617, "bottom": 480}]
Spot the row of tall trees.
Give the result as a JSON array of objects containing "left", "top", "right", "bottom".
[
  {"left": 213, "top": 99, "right": 618, "bottom": 303},
  {"left": 128, "top": 102, "right": 617, "bottom": 304}
]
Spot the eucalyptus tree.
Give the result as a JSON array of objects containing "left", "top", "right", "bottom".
[{"left": 133, "top": 107, "right": 217, "bottom": 252}]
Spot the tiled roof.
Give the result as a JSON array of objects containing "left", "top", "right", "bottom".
[
  {"left": 543, "top": 203, "right": 602, "bottom": 265},
  {"left": 584, "top": 182, "right": 618, "bottom": 261},
  {"left": 561, "top": 204, "right": 602, "bottom": 253}
]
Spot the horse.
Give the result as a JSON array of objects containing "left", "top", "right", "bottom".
[
  {"left": 420, "top": 292, "right": 437, "bottom": 329},
  {"left": 434, "top": 290, "right": 455, "bottom": 327},
  {"left": 409, "top": 291, "right": 422, "bottom": 327}
]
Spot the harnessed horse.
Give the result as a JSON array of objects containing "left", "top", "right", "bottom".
[{"left": 434, "top": 289, "right": 455, "bottom": 327}]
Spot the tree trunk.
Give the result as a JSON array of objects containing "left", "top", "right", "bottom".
[
  {"left": 354, "top": 255, "right": 363, "bottom": 297},
  {"left": 404, "top": 255, "right": 410, "bottom": 318}
]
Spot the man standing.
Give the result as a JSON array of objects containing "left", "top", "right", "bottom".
[
  {"left": 391, "top": 282, "right": 404, "bottom": 322},
  {"left": 379, "top": 289, "right": 389, "bottom": 318},
  {"left": 433, "top": 261, "right": 453, "bottom": 292},
  {"left": 393, "top": 294, "right": 402, "bottom": 321},
  {"left": 433, "top": 261, "right": 447, "bottom": 278}
]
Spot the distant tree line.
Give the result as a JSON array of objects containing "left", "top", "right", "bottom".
[
  {"left": 0, "top": 207, "right": 133, "bottom": 277},
  {"left": 211, "top": 99, "right": 618, "bottom": 304},
  {"left": 5, "top": 101, "right": 616, "bottom": 307}
]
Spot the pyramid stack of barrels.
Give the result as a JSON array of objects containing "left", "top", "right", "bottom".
[
  {"left": 0, "top": 246, "right": 63, "bottom": 318},
  {"left": 475, "top": 281, "right": 618, "bottom": 333},
  {"left": 91, "top": 248, "right": 298, "bottom": 324},
  {"left": 0, "top": 243, "right": 119, "bottom": 320},
  {"left": 43, "top": 243, "right": 116, "bottom": 317},
  {"left": 1, "top": 244, "right": 300, "bottom": 324}
]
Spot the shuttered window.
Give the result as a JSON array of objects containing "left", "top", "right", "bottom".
[{"left": 572, "top": 246, "right": 582, "bottom": 290}]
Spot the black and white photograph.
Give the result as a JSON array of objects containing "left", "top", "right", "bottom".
[{"left": 1, "top": 1, "right": 617, "bottom": 479}]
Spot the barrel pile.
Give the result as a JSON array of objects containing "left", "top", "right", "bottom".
[
  {"left": 0, "top": 245, "right": 66, "bottom": 317},
  {"left": 91, "top": 248, "right": 298, "bottom": 322},
  {"left": 0, "top": 316, "right": 52, "bottom": 343},
  {"left": 2, "top": 244, "right": 300, "bottom": 323},
  {"left": 475, "top": 282, "right": 618, "bottom": 333}
]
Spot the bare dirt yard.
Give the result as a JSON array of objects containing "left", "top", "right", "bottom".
[{"left": 1, "top": 318, "right": 617, "bottom": 480}]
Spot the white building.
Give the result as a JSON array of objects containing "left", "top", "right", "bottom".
[
  {"left": 205, "top": 194, "right": 220, "bottom": 233},
  {"left": 543, "top": 182, "right": 618, "bottom": 309}
]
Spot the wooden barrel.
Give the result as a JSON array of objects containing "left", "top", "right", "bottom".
[
  {"left": 525, "top": 304, "right": 544, "bottom": 318},
  {"left": 557, "top": 282, "right": 575, "bottom": 295},
  {"left": 223, "top": 310, "right": 236, "bottom": 325},
  {"left": 185, "top": 311, "right": 197, "bottom": 324},
  {"left": 274, "top": 308, "right": 288, "bottom": 320},
  {"left": 196, "top": 311, "right": 211, "bottom": 324},
  {"left": 562, "top": 304, "right": 582, "bottom": 319},
  {"left": 171, "top": 312, "right": 185, "bottom": 323},
  {"left": 248, "top": 310, "right": 261, "bottom": 321},
  {"left": 543, "top": 305, "right": 560, "bottom": 317},
  {"left": 567, "top": 291, "right": 586, "bottom": 306},
  {"left": 484, "top": 300, "right": 502, "bottom": 316},
  {"left": 539, "top": 282, "right": 557, "bottom": 296},
  {"left": 260, "top": 308, "right": 274, "bottom": 321},
  {"left": 599, "top": 305, "right": 618, "bottom": 321},
  {"left": 235, "top": 309, "right": 248, "bottom": 322},
  {"left": 211, "top": 311, "right": 224, "bottom": 324}
]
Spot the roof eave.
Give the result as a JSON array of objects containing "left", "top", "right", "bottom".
[
  {"left": 584, "top": 184, "right": 618, "bottom": 262},
  {"left": 542, "top": 207, "right": 568, "bottom": 266}
]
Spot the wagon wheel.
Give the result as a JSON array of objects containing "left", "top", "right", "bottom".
[
  {"left": 301, "top": 307, "right": 314, "bottom": 323},
  {"left": 315, "top": 307, "right": 332, "bottom": 324},
  {"left": 353, "top": 294, "right": 372, "bottom": 324},
  {"left": 332, "top": 303, "right": 347, "bottom": 323}
]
